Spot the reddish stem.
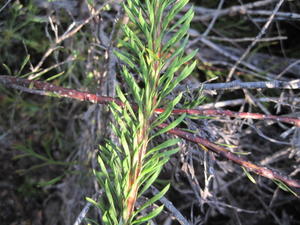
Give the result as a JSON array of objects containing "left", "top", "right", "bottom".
[
  {"left": 1, "top": 75, "right": 299, "bottom": 189},
  {"left": 1, "top": 76, "right": 299, "bottom": 127},
  {"left": 156, "top": 108, "right": 300, "bottom": 127},
  {"left": 158, "top": 123, "right": 300, "bottom": 189}
]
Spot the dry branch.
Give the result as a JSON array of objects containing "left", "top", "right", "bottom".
[
  {"left": 158, "top": 123, "right": 300, "bottom": 189},
  {"left": 1, "top": 75, "right": 300, "bottom": 190},
  {"left": 174, "top": 79, "right": 300, "bottom": 93},
  {"left": 1, "top": 75, "right": 299, "bottom": 127}
]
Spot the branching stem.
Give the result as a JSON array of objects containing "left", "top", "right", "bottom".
[{"left": 1, "top": 75, "right": 300, "bottom": 190}]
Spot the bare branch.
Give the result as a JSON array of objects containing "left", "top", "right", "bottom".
[
  {"left": 158, "top": 123, "right": 300, "bottom": 189},
  {"left": 197, "top": 97, "right": 300, "bottom": 109},
  {"left": 175, "top": 79, "right": 300, "bottom": 93},
  {"left": 150, "top": 186, "right": 191, "bottom": 225},
  {"left": 206, "top": 36, "right": 287, "bottom": 43},
  {"left": 192, "top": 0, "right": 277, "bottom": 21},
  {"left": 1, "top": 75, "right": 300, "bottom": 190},
  {"left": 0, "top": 75, "right": 123, "bottom": 106},
  {"left": 1, "top": 75, "right": 299, "bottom": 127}
]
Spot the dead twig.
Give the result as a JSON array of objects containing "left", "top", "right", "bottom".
[
  {"left": 192, "top": 0, "right": 278, "bottom": 21},
  {"left": 158, "top": 123, "right": 300, "bottom": 189},
  {"left": 1, "top": 75, "right": 300, "bottom": 190},
  {"left": 206, "top": 35, "right": 287, "bottom": 43},
  {"left": 150, "top": 186, "right": 191, "bottom": 225},
  {"left": 197, "top": 97, "right": 300, "bottom": 109},
  {"left": 1, "top": 75, "right": 299, "bottom": 127},
  {"left": 175, "top": 79, "right": 300, "bottom": 93}
]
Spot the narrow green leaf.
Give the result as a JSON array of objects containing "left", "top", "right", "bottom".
[
  {"left": 104, "top": 180, "right": 118, "bottom": 224},
  {"left": 97, "top": 155, "right": 109, "bottom": 180},
  {"left": 114, "top": 50, "right": 136, "bottom": 69},
  {"left": 163, "top": 60, "right": 197, "bottom": 96},
  {"left": 146, "top": 138, "right": 180, "bottom": 157},
  {"left": 161, "top": 37, "right": 187, "bottom": 66},
  {"left": 162, "top": 29, "right": 188, "bottom": 53},
  {"left": 37, "top": 175, "right": 64, "bottom": 187},
  {"left": 152, "top": 94, "right": 182, "bottom": 128},
  {"left": 162, "top": 0, "right": 189, "bottom": 30},
  {"left": 272, "top": 179, "right": 298, "bottom": 197},
  {"left": 17, "top": 55, "right": 30, "bottom": 76},
  {"left": 138, "top": 8, "right": 149, "bottom": 36},
  {"left": 156, "top": 148, "right": 179, "bottom": 159},
  {"left": 86, "top": 197, "right": 98, "bottom": 206},
  {"left": 138, "top": 167, "right": 162, "bottom": 197},
  {"left": 45, "top": 71, "right": 64, "bottom": 81},
  {"left": 2, "top": 63, "right": 12, "bottom": 75},
  {"left": 135, "top": 184, "right": 170, "bottom": 214},
  {"left": 177, "top": 49, "right": 198, "bottom": 67},
  {"left": 122, "top": 66, "right": 142, "bottom": 105},
  {"left": 241, "top": 167, "right": 256, "bottom": 184},
  {"left": 132, "top": 205, "right": 164, "bottom": 225},
  {"left": 151, "top": 113, "right": 186, "bottom": 139},
  {"left": 169, "top": 7, "right": 194, "bottom": 32}
]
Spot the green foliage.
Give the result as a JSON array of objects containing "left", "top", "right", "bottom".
[
  {"left": 90, "top": 0, "right": 197, "bottom": 224},
  {"left": 0, "top": 1, "right": 48, "bottom": 70}
]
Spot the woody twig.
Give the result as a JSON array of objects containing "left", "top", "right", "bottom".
[
  {"left": 1, "top": 75, "right": 299, "bottom": 127},
  {"left": 1, "top": 75, "right": 300, "bottom": 189}
]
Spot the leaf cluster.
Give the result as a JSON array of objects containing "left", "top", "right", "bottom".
[{"left": 89, "top": 0, "right": 197, "bottom": 224}]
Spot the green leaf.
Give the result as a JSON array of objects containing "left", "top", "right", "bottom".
[
  {"left": 45, "top": 71, "right": 64, "bottom": 81},
  {"left": 156, "top": 148, "right": 179, "bottom": 159},
  {"left": 135, "top": 184, "right": 170, "bottom": 215},
  {"left": 37, "top": 175, "right": 64, "bottom": 187},
  {"left": 162, "top": 28, "right": 188, "bottom": 53},
  {"left": 2, "top": 63, "right": 12, "bottom": 75},
  {"left": 138, "top": 8, "right": 149, "bottom": 36},
  {"left": 177, "top": 49, "right": 198, "bottom": 67},
  {"left": 142, "top": 155, "right": 169, "bottom": 176},
  {"left": 161, "top": 37, "right": 187, "bottom": 66},
  {"left": 132, "top": 205, "right": 164, "bottom": 224},
  {"left": 17, "top": 55, "right": 30, "bottom": 76},
  {"left": 163, "top": 60, "right": 197, "bottom": 96},
  {"left": 241, "top": 167, "right": 256, "bottom": 184},
  {"left": 152, "top": 93, "right": 183, "bottom": 127},
  {"left": 138, "top": 167, "right": 162, "bottom": 197},
  {"left": 169, "top": 7, "right": 194, "bottom": 32},
  {"left": 272, "top": 179, "right": 298, "bottom": 197},
  {"left": 151, "top": 113, "right": 186, "bottom": 139},
  {"left": 104, "top": 179, "right": 119, "bottom": 225},
  {"left": 97, "top": 155, "right": 110, "bottom": 180},
  {"left": 122, "top": 66, "right": 142, "bottom": 105},
  {"left": 114, "top": 50, "right": 136, "bottom": 69},
  {"left": 86, "top": 197, "right": 99, "bottom": 206},
  {"left": 162, "top": 0, "right": 189, "bottom": 30},
  {"left": 146, "top": 138, "right": 180, "bottom": 157}
]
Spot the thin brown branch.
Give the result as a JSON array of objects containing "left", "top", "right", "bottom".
[
  {"left": 197, "top": 97, "right": 300, "bottom": 109},
  {"left": 158, "top": 123, "right": 300, "bottom": 189},
  {"left": 1, "top": 75, "right": 300, "bottom": 190},
  {"left": 1, "top": 75, "right": 299, "bottom": 127},
  {"left": 0, "top": 75, "right": 123, "bottom": 106},
  {"left": 168, "top": 109, "right": 300, "bottom": 127}
]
